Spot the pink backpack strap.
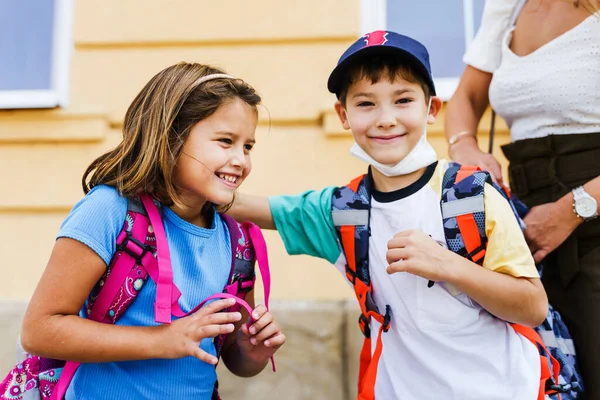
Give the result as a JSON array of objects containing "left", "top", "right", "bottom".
[
  {"left": 88, "top": 197, "right": 182, "bottom": 324},
  {"left": 196, "top": 292, "right": 254, "bottom": 319},
  {"left": 243, "top": 222, "right": 275, "bottom": 372},
  {"left": 140, "top": 194, "right": 173, "bottom": 324},
  {"left": 87, "top": 210, "right": 154, "bottom": 323},
  {"left": 243, "top": 221, "right": 271, "bottom": 311},
  {"left": 222, "top": 216, "right": 275, "bottom": 372},
  {"left": 49, "top": 361, "right": 79, "bottom": 400}
]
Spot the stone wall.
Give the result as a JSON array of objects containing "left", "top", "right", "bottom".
[{"left": 0, "top": 301, "right": 27, "bottom": 374}]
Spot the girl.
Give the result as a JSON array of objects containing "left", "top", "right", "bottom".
[{"left": 19, "top": 62, "right": 285, "bottom": 399}]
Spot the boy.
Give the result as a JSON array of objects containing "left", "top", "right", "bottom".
[{"left": 231, "top": 31, "right": 548, "bottom": 400}]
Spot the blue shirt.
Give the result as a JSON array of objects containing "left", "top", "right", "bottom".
[{"left": 58, "top": 186, "right": 232, "bottom": 399}]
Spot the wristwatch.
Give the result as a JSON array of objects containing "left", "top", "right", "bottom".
[{"left": 572, "top": 186, "right": 598, "bottom": 221}]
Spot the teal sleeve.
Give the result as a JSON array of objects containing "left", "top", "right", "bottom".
[{"left": 268, "top": 187, "right": 341, "bottom": 264}]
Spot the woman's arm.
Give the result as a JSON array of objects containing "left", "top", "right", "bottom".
[
  {"left": 525, "top": 175, "right": 600, "bottom": 263},
  {"left": 445, "top": 66, "right": 504, "bottom": 184},
  {"left": 21, "top": 238, "right": 241, "bottom": 364}
]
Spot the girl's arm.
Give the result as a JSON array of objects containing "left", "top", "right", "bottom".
[
  {"left": 221, "top": 290, "right": 285, "bottom": 377},
  {"left": 444, "top": 66, "right": 504, "bottom": 184},
  {"left": 386, "top": 230, "right": 548, "bottom": 327},
  {"left": 21, "top": 238, "right": 241, "bottom": 364},
  {"left": 229, "top": 194, "right": 275, "bottom": 229}
]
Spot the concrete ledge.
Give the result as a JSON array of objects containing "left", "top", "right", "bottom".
[{"left": 0, "top": 301, "right": 28, "bottom": 374}]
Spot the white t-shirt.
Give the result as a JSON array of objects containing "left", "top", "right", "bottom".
[
  {"left": 464, "top": 0, "right": 600, "bottom": 142},
  {"left": 270, "top": 161, "right": 541, "bottom": 400}
]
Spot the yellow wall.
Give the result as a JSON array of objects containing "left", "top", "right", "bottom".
[{"left": 0, "top": 0, "right": 511, "bottom": 302}]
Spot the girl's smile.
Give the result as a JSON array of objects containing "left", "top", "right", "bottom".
[{"left": 216, "top": 172, "right": 242, "bottom": 188}]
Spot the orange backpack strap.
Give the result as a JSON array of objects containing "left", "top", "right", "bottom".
[
  {"left": 512, "top": 324, "right": 561, "bottom": 400},
  {"left": 441, "top": 163, "right": 489, "bottom": 265},
  {"left": 332, "top": 173, "right": 391, "bottom": 400},
  {"left": 442, "top": 162, "right": 564, "bottom": 399}
]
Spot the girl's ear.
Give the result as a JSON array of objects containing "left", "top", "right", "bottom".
[
  {"left": 334, "top": 101, "right": 351, "bottom": 130},
  {"left": 427, "top": 96, "right": 443, "bottom": 125}
]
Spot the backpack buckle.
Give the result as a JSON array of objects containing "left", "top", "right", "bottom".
[
  {"left": 382, "top": 305, "right": 392, "bottom": 332},
  {"left": 232, "top": 273, "right": 254, "bottom": 294},
  {"left": 358, "top": 313, "right": 371, "bottom": 339},
  {"left": 119, "top": 233, "right": 151, "bottom": 262},
  {"left": 345, "top": 264, "right": 357, "bottom": 284},
  {"left": 467, "top": 241, "right": 488, "bottom": 265},
  {"left": 547, "top": 380, "right": 579, "bottom": 394}
]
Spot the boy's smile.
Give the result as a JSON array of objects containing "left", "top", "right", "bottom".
[
  {"left": 369, "top": 133, "right": 408, "bottom": 144},
  {"left": 335, "top": 76, "right": 439, "bottom": 166}
]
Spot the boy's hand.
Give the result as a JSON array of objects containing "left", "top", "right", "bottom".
[
  {"left": 386, "top": 230, "right": 455, "bottom": 282},
  {"left": 158, "top": 298, "right": 242, "bottom": 364},
  {"left": 237, "top": 305, "right": 285, "bottom": 364}
]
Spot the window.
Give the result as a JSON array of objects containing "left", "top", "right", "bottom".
[
  {"left": 360, "top": 0, "right": 485, "bottom": 100},
  {"left": 0, "top": 0, "right": 74, "bottom": 109}
]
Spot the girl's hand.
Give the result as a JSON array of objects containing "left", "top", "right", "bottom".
[
  {"left": 386, "top": 230, "right": 455, "bottom": 283},
  {"left": 158, "top": 298, "right": 242, "bottom": 364},
  {"left": 237, "top": 305, "right": 285, "bottom": 364}
]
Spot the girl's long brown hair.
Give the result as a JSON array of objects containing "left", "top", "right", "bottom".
[{"left": 82, "top": 62, "right": 261, "bottom": 207}]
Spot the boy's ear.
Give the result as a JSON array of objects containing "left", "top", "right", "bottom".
[
  {"left": 334, "top": 101, "right": 351, "bottom": 130},
  {"left": 427, "top": 96, "right": 443, "bottom": 125}
]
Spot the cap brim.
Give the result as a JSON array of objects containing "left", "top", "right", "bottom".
[{"left": 327, "top": 46, "right": 436, "bottom": 96}]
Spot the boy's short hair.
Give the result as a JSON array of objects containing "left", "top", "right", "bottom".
[
  {"left": 327, "top": 31, "right": 436, "bottom": 105},
  {"left": 335, "top": 54, "right": 432, "bottom": 106}
]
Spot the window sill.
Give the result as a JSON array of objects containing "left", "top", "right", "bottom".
[{"left": 0, "top": 108, "right": 109, "bottom": 143}]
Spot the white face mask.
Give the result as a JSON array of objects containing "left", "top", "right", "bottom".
[{"left": 350, "top": 99, "right": 437, "bottom": 177}]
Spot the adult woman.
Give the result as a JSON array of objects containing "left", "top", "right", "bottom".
[{"left": 445, "top": 1, "right": 600, "bottom": 398}]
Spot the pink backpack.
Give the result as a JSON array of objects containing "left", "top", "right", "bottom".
[{"left": 0, "top": 194, "right": 274, "bottom": 400}]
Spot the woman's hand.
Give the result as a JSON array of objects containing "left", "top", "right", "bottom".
[
  {"left": 450, "top": 138, "right": 504, "bottom": 185},
  {"left": 524, "top": 199, "right": 580, "bottom": 263},
  {"left": 386, "top": 230, "right": 455, "bottom": 283},
  {"left": 236, "top": 305, "right": 285, "bottom": 364},
  {"left": 158, "top": 298, "right": 242, "bottom": 364}
]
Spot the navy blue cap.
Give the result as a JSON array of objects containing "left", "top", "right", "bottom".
[{"left": 327, "top": 30, "right": 436, "bottom": 96}]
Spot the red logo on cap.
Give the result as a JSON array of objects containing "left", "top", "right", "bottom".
[{"left": 363, "top": 30, "right": 388, "bottom": 47}]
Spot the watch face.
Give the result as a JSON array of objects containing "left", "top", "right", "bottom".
[{"left": 575, "top": 197, "right": 598, "bottom": 218}]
